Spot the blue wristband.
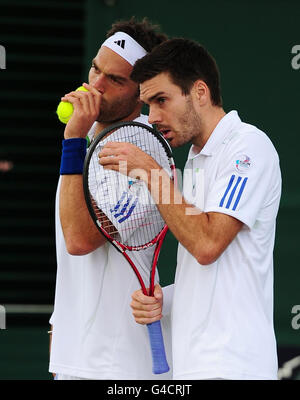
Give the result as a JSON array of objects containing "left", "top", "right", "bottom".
[{"left": 60, "top": 138, "right": 87, "bottom": 175}]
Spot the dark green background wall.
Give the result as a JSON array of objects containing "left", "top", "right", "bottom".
[{"left": 0, "top": 0, "right": 299, "bottom": 379}]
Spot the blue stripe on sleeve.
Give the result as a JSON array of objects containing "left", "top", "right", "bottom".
[
  {"left": 232, "top": 177, "right": 248, "bottom": 210},
  {"left": 110, "top": 191, "right": 127, "bottom": 213},
  {"left": 225, "top": 176, "right": 242, "bottom": 209},
  {"left": 219, "top": 175, "right": 235, "bottom": 207},
  {"left": 118, "top": 196, "right": 139, "bottom": 223}
]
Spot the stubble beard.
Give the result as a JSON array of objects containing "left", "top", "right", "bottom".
[
  {"left": 96, "top": 93, "right": 140, "bottom": 124},
  {"left": 173, "top": 96, "right": 202, "bottom": 148}
]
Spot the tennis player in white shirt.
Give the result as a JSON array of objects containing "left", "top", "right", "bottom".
[
  {"left": 49, "top": 18, "right": 173, "bottom": 380},
  {"left": 99, "top": 38, "right": 282, "bottom": 380}
]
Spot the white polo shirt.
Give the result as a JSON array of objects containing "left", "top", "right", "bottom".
[{"left": 171, "top": 110, "right": 281, "bottom": 380}]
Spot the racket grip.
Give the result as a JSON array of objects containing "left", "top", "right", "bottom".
[{"left": 146, "top": 320, "right": 170, "bottom": 374}]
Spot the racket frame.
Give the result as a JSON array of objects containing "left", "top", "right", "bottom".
[{"left": 82, "top": 121, "right": 175, "bottom": 373}]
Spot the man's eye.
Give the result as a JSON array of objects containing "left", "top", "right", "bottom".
[
  {"left": 158, "top": 97, "right": 166, "bottom": 104},
  {"left": 91, "top": 64, "right": 98, "bottom": 72},
  {"left": 110, "top": 76, "right": 122, "bottom": 84}
]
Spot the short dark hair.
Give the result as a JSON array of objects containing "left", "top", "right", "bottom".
[
  {"left": 106, "top": 17, "right": 168, "bottom": 53},
  {"left": 131, "top": 38, "right": 222, "bottom": 107}
]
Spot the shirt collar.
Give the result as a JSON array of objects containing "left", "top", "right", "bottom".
[{"left": 187, "top": 110, "right": 242, "bottom": 160}]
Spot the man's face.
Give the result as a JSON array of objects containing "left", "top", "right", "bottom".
[
  {"left": 88, "top": 46, "right": 140, "bottom": 123},
  {"left": 140, "top": 72, "right": 202, "bottom": 148}
]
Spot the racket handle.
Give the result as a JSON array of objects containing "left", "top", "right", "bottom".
[{"left": 146, "top": 320, "right": 170, "bottom": 374}]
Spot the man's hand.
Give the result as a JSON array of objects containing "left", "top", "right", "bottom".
[
  {"left": 62, "top": 82, "right": 102, "bottom": 139},
  {"left": 130, "top": 284, "right": 163, "bottom": 325},
  {"left": 99, "top": 141, "right": 160, "bottom": 182}
]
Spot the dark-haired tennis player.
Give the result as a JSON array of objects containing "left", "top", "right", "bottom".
[
  {"left": 100, "top": 38, "right": 282, "bottom": 380},
  {"left": 49, "top": 18, "right": 172, "bottom": 380}
]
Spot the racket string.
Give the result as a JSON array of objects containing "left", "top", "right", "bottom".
[{"left": 87, "top": 124, "right": 173, "bottom": 248}]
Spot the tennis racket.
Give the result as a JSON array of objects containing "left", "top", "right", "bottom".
[{"left": 83, "top": 121, "right": 175, "bottom": 374}]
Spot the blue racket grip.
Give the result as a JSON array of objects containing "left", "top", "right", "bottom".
[{"left": 146, "top": 320, "right": 170, "bottom": 374}]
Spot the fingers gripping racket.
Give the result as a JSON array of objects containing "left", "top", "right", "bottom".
[{"left": 83, "top": 121, "right": 175, "bottom": 374}]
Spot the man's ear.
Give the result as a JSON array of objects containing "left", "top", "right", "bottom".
[{"left": 193, "top": 79, "right": 209, "bottom": 105}]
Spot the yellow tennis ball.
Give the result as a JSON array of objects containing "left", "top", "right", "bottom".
[
  {"left": 56, "top": 101, "right": 73, "bottom": 124},
  {"left": 75, "top": 85, "right": 89, "bottom": 92},
  {"left": 56, "top": 85, "right": 88, "bottom": 124}
]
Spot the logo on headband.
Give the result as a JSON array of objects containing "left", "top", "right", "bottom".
[
  {"left": 102, "top": 32, "right": 147, "bottom": 66},
  {"left": 114, "top": 40, "right": 125, "bottom": 49}
]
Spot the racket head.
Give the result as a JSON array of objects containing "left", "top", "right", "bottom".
[{"left": 83, "top": 121, "right": 175, "bottom": 252}]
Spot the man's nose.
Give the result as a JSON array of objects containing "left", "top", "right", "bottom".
[
  {"left": 148, "top": 106, "right": 162, "bottom": 125},
  {"left": 91, "top": 73, "right": 106, "bottom": 93}
]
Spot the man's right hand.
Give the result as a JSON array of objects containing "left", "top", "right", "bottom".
[
  {"left": 61, "top": 82, "right": 102, "bottom": 139},
  {"left": 130, "top": 284, "right": 163, "bottom": 325}
]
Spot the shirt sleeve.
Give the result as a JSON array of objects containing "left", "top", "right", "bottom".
[{"left": 204, "top": 131, "right": 280, "bottom": 229}]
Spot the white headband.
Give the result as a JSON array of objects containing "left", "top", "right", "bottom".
[{"left": 101, "top": 31, "right": 147, "bottom": 66}]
